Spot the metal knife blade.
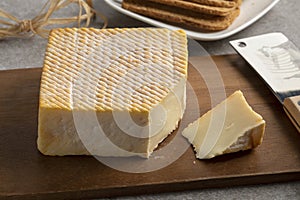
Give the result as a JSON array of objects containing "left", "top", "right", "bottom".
[{"left": 230, "top": 33, "right": 300, "bottom": 133}]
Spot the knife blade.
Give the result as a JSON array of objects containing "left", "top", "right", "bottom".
[{"left": 230, "top": 33, "right": 300, "bottom": 133}]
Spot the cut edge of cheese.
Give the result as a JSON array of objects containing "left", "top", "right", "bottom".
[{"left": 182, "top": 90, "right": 265, "bottom": 159}]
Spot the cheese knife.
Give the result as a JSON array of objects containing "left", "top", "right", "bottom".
[{"left": 230, "top": 33, "right": 300, "bottom": 133}]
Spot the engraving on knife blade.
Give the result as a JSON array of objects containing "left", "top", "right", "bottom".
[{"left": 258, "top": 40, "right": 300, "bottom": 80}]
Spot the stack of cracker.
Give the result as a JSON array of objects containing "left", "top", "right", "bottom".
[{"left": 122, "top": 0, "right": 242, "bottom": 31}]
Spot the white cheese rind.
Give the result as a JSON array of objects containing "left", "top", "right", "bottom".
[
  {"left": 182, "top": 90, "right": 265, "bottom": 159},
  {"left": 38, "top": 28, "right": 188, "bottom": 158}
]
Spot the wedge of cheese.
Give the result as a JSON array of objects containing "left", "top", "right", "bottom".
[
  {"left": 182, "top": 90, "right": 265, "bottom": 159},
  {"left": 37, "top": 28, "right": 188, "bottom": 158}
]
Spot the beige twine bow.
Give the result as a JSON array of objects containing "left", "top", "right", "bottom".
[{"left": 0, "top": 0, "right": 108, "bottom": 40}]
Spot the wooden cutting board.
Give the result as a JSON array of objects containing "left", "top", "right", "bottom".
[{"left": 1, "top": 55, "right": 300, "bottom": 200}]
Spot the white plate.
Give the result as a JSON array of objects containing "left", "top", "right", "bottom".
[{"left": 104, "top": 0, "right": 280, "bottom": 41}]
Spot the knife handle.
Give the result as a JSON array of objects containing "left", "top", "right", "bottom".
[{"left": 283, "top": 95, "right": 300, "bottom": 133}]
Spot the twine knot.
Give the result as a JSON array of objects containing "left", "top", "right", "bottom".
[{"left": 19, "top": 20, "right": 33, "bottom": 33}]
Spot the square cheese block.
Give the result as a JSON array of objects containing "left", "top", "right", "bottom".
[
  {"left": 182, "top": 90, "right": 265, "bottom": 159},
  {"left": 38, "top": 28, "right": 188, "bottom": 158}
]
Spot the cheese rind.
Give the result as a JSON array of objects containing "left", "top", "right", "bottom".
[
  {"left": 38, "top": 28, "right": 188, "bottom": 158},
  {"left": 182, "top": 90, "right": 265, "bottom": 159}
]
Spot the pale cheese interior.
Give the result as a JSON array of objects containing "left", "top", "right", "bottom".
[{"left": 182, "top": 90, "right": 265, "bottom": 159}]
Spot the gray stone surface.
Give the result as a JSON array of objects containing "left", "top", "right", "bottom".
[{"left": 0, "top": 0, "right": 300, "bottom": 199}]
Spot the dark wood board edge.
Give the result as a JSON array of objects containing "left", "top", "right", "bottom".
[{"left": 2, "top": 171, "right": 300, "bottom": 200}]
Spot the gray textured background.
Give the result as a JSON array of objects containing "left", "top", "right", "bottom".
[{"left": 0, "top": 0, "right": 300, "bottom": 199}]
